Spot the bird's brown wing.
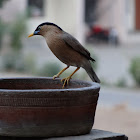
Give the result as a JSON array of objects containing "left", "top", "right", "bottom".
[{"left": 62, "top": 32, "right": 95, "bottom": 61}]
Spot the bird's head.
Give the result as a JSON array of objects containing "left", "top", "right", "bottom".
[{"left": 28, "top": 22, "right": 63, "bottom": 38}]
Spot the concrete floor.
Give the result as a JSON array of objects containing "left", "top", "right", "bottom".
[{"left": 87, "top": 44, "right": 140, "bottom": 87}]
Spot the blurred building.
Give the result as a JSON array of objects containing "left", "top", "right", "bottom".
[
  {"left": 0, "top": 0, "right": 139, "bottom": 44},
  {"left": 93, "top": 0, "right": 136, "bottom": 44}
]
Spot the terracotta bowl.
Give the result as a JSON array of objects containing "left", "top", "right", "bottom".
[{"left": 0, "top": 77, "right": 100, "bottom": 137}]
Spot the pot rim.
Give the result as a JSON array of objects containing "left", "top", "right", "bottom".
[{"left": 0, "top": 77, "right": 100, "bottom": 92}]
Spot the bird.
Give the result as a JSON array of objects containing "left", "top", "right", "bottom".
[{"left": 28, "top": 22, "right": 100, "bottom": 88}]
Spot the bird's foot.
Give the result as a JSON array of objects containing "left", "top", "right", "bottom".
[
  {"left": 53, "top": 75, "right": 59, "bottom": 80},
  {"left": 61, "top": 76, "right": 71, "bottom": 88}
]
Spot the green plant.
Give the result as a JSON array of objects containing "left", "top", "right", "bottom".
[
  {"left": 0, "top": 19, "right": 6, "bottom": 49},
  {"left": 23, "top": 54, "right": 37, "bottom": 74},
  {"left": 1, "top": 15, "right": 29, "bottom": 73},
  {"left": 0, "top": 0, "right": 7, "bottom": 7},
  {"left": 37, "top": 63, "right": 61, "bottom": 77},
  {"left": 2, "top": 52, "right": 21, "bottom": 71},
  {"left": 130, "top": 57, "right": 140, "bottom": 86},
  {"left": 115, "top": 77, "right": 127, "bottom": 87},
  {"left": 9, "top": 15, "right": 27, "bottom": 52},
  {"left": 2, "top": 52, "right": 37, "bottom": 74}
]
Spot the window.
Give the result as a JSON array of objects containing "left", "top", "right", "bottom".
[
  {"left": 28, "top": 0, "right": 44, "bottom": 17},
  {"left": 85, "top": 0, "right": 97, "bottom": 24}
]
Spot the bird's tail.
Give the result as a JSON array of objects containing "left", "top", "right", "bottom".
[{"left": 83, "top": 62, "right": 100, "bottom": 83}]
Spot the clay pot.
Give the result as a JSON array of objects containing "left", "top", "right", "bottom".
[{"left": 0, "top": 77, "right": 100, "bottom": 137}]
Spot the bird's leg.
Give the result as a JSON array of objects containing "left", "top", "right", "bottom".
[
  {"left": 53, "top": 66, "right": 69, "bottom": 79},
  {"left": 61, "top": 67, "right": 80, "bottom": 88}
]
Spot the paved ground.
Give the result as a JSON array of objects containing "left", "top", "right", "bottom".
[
  {"left": 95, "top": 86, "right": 140, "bottom": 140},
  {"left": 87, "top": 43, "right": 140, "bottom": 87},
  {"left": 94, "top": 106, "right": 140, "bottom": 140},
  {"left": 99, "top": 86, "right": 140, "bottom": 110}
]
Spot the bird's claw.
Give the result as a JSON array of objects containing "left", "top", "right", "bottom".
[
  {"left": 53, "top": 75, "right": 59, "bottom": 80},
  {"left": 61, "top": 77, "right": 71, "bottom": 88}
]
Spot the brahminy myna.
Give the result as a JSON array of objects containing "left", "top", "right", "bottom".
[{"left": 28, "top": 22, "right": 100, "bottom": 88}]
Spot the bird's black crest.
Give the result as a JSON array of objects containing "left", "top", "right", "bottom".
[{"left": 36, "top": 22, "right": 63, "bottom": 31}]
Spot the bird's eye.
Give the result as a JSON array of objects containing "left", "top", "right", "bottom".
[{"left": 38, "top": 26, "right": 41, "bottom": 30}]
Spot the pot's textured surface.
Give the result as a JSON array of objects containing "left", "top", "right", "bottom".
[{"left": 0, "top": 77, "right": 100, "bottom": 137}]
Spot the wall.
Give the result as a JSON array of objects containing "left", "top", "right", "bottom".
[{"left": 0, "top": 0, "right": 26, "bottom": 22}]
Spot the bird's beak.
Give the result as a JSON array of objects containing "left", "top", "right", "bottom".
[
  {"left": 28, "top": 33, "right": 34, "bottom": 38},
  {"left": 28, "top": 31, "right": 40, "bottom": 38}
]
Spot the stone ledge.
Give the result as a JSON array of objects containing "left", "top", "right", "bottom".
[
  {"left": 47, "top": 129, "right": 128, "bottom": 140},
  {"left": 0, "top": 129, "right": 128, "bottom": 140}
]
